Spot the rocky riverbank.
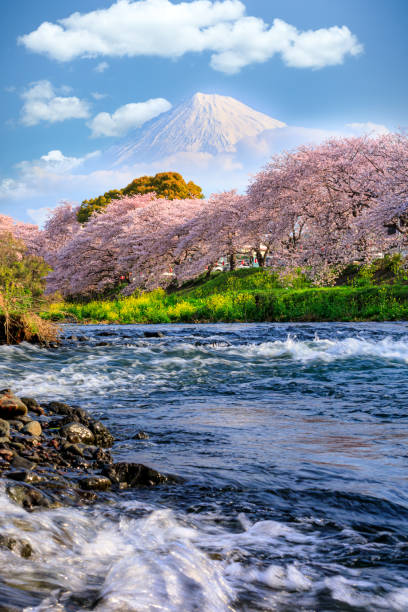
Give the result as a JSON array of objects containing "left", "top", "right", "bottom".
[
  {"left": 0, "top": 389, "right": 175, "bottom": 531},
  {"left": 0, "top": 314, "right": 59, "bottom": 346}
]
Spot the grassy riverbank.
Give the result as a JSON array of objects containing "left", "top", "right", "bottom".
[{"left": 43, "top": 269, "right": 408, "bottom": 323}]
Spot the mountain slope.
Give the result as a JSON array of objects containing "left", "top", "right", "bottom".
[{"left": 113, "top": 93, "right": 285, "bottom": 164}]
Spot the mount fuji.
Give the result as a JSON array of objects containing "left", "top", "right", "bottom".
[{"left": 112, "top": 93, "right": 286, "bottom": 165}]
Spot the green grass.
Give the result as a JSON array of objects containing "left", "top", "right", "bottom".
[{"left": 43, "top": 269, "right": 408, "bottom": 323}]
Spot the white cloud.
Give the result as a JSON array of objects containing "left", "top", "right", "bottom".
[
  {"left": 95, "top": 61, "right": 109, "bottom": 73},
  {"left": 278, "top": 23, "right": 362, "bottom": 69},
  {"left": 20, "top": 80, "right": 90, "bottom": 126},
  {"left": 35, "top": 149, "right": 100, "bottom": 171},
  {"left": 91, "top": 92, "right": 108, "bottom": 100},
  {"left": 0, "top": 149, "right": 101, "bottom": 202},
  {"left": 88, "top": 98, "right": 172, "bottom": 137},
  {"left": 18, "top": 0, "right": 363, "bottom": 73},
  {"left": 346, "top": 122, "right": 390, "bottom": 136}
]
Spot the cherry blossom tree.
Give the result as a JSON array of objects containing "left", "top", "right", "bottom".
[
  {"left": 117, "top": 195, "right": 207, "bottom": 293},
  {"left": 0, "top": 214, "right": 43, "bottom": 256},
  {"left": 7, "top": 132, "right": 407, "bottom": 298},
  {"left": 45, "top": 195, "right": 155, "bottom": 296},
  {"left": 248, "top": 133, "right": 408, "bottom": 276},
  {"left": 174, "top": 191, "right": 250, "bottom": 283}
]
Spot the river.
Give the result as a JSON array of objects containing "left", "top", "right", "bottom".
[{"left": 0, "top": 322, "right": 408, "bottom": 611}]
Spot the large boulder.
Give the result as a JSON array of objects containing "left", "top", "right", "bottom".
[
  {"left": 7, "top": 483, "right": 51, "bottom": 510},
  {"left": 60, "top": 423, "right": 95, "bottom": 445},
  {"left": 0, "top": 534, "right": 33, "bottom": 558},
  {"left": 143, "top": 331, "right": 164, "bottom": 338},
  {"left": 20, "top": 397, "right": 44, "bottom": 416},
  {"left": 102, "top": 462, "right": 170, "bottom": 488},
  {"left": 78, "top": 476, "right": 112, "bottom": 491},
  {"left": 89, "top": 421, "right": 114, "bottom": 448},
  {"left": 0, "top": 392, "right": 28, "bottom": 419}
]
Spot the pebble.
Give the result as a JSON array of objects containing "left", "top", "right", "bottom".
[
  {"left": 11, "top": 455, "right": 36, "bottom": 470},
  {"left": 0, "top": 534, "right": 33, "bottom": 558},
  {"left": 133, "top": 431, "right": 149, "bottom": 440},
  {"left": 79, "top": 476, "right": 112, "bottom": 491},
  {"left": 23, "top": 421, "right": 42, "bottom": 437},
  {"left": 0, "top": 419, "right": 10, "bottom": 438},
  {"left": 0, "top": 392, "right": 176, "bottom": 512}
]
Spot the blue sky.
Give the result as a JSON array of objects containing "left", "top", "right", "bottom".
[{"left": 1, "top": 0, "right": 407, "bottom": 223}]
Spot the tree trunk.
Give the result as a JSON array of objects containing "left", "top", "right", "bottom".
[
  {"left": 256, "top": 250, "right": 265, "bottom": 267},
  {"left": 206, "top": 264, "right": 214, "bottom": 278},
  {"left": 229, "top": 253, "right": 236, "bottom": 271}
]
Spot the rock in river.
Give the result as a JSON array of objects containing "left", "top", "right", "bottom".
[
  {"left": 102, "top": 462, "right": 170, "bottom": 488},
  {"left": 0, "top": 392, "right": 28, "bottom": 418},
  {"left": 60, "top": 423, "right": 95, "bottom": 445},
  {"left": 7, "top": 483, "right": 51, "bottom": 510},
  {"left": 0, "top": 419, "right": 10, "bottom": 438},
  {"left": 23, "top": 421, "right": 42, "bottom": 437},
  {"left": 90, "top": 420, "right": 114, "bottom": 448},
  {"left": 20, "top": 397, "right": 45, "bottom": 416},
  {"left": 0, "top": 534, "right": 33, "bottom": 558},
  {"left": 79, "top": 476, "right": 112, "bottom": 491},
  {"left": 0, "top": 391, "right": 178, "bottom": 513}
]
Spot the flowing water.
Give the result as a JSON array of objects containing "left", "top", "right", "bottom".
[{"left": 0, "top": 322, "right": 408, "bottom": 611}]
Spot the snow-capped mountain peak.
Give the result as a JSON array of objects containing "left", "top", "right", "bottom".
[{"left": 114, "top": 93, "right": 285, "bottom": 164}]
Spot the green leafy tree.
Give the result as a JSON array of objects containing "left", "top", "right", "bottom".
[
  {"left": 0, "top": 233, "right": 55, "bottom": 344},
  {"left": 0, "top": 233, "right": 50, "bottom": 315},
  {"left": 77, "top": 172, "right": 204, "bottom": 222}
]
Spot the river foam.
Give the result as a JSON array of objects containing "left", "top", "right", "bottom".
[
  {"left": 1, "top": 330, "right": 408, "bottom": 402},
  {"left": 1, "top": 322, "right": 407, "bottom": 610}
]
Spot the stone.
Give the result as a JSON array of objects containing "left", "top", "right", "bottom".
[
  {"left": 23, "top": 421, "right": 42, "bottom": 437},
  {"left": 0, "top": 395, "right": 28, "bottom": 419},
  {"left": 133, "top": 431, "right": 149, "bottom": 440},
  {"left": 9, "top": 443, "right": 26, "bottom": 454},
  {"left": 20, "top": 397, "right": 44, "bottom": 416},
  {"left": 93, "top": 448, "right": 113, "bottom": 464},
  {"left": 73, "top": 408, "right": 91, "bottom": 425},
  {"left": 102, "top": 462, "right": 170, "bottom": 488},
  {"left": 47, "top": 402, "right": 90, "bottom": 426},
  {"left": 143, "top": 331, "right": 164, "bottom": 338},
  {"left": 95, "top": 341, "right": 110, "bottom": 347},
  {"left": 0, "top": 448, "right": 14, "bottom": 461},
  {"left": 78, "top": 476, "right": 112, "bottom": 491},
  {"left": 20, "top": 397, "right": 39, "bottom": 410},
  {"left": 9, "top": 420, "right": 24, "bottom": 431},
  {"left": 60, "top": 422, "right": 95, "bottom": 445},
  {"left": 90, "top": 421, "right": 114, "bottom": 447},
  {"left": 11, "top": 455, "right": 36, "bottom": 470},
  {"left": 7, "top": 483, "right": 50, "bottom": 510},
  {"left": 47, "top": 401, "right": 75, "bottom": 416},
  {"left": 15, "top": 415, "right": 31, "bottom": 424},
  {"left": 6, "top": 470, "right": 43, "bottom": 484},
  {"left": 0, "top": 534, "right": 33, "bottom": 558},
  {"left": 60, "top": 441, "right": 84, "bottom": 457},
  {"left": 0, "top": 419, "right": 10, "bottom": 438}
]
